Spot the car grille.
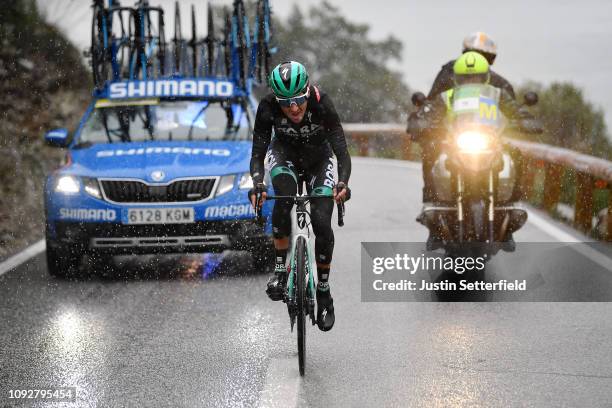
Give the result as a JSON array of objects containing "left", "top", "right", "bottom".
[{"left": 100, "top": 178, "right": 217, "bottom": 203}]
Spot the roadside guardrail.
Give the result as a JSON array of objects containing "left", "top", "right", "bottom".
[{"left": 343, "top": 123, "right": 612, "bottom": 240}]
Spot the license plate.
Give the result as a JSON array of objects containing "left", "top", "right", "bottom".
[{"left": 126, "top": 208, "right": 194, "bottom": 224}]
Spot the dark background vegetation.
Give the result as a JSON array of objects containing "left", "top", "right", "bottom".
[
  {"left": 0, "top": 0, "right": 89, "bottom": 257},
  {"left": 0, "top": 0, "right": 609, "bottom": 257}
]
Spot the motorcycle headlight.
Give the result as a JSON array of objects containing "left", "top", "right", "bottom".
[
  {"left": 216, "top": 175, "right": 236, "bottom": 196},
  {"left": 83, "top": 177, "right": 102, "bottom": 199},
  {"left": 456, "top": 131, "right": 491, "bottom": 153},
  {"left": 238, "top": 172, "right": 253, "bottom": 189},
  {"left": 55, "top": 176, "right": 80, "bottom": 194}
]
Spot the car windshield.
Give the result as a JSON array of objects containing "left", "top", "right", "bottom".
[{"left": 77, "top": 99, "right": 252, "bottom": 145}]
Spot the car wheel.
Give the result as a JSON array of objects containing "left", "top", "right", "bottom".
[{"left": 46, "top": 241, "right": 81, "bottom": 278}]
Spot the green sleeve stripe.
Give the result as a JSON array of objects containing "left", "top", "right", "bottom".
[
  {"left": 270, "top": 166, "right": 297, "bottom": 182},
  {"left": 311, "top": 186, "right": 333, "bottom": 197}
]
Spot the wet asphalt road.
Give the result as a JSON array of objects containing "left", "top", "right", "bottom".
[{"left": 1, "top": 157, "right": 612, "bottom": 407}]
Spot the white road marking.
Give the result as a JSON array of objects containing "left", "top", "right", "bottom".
[
  {"left": 258, "top": 358, "right": 301, "bottom": 408},
  {"left": 526, "top": 209, "right": 582, "bottom": 243},
  {"left": 527, "top": 209, "right": 612, "bottom": 271},
  {"left": 0, "top": 239, "right": 46, "bottom": 277}
]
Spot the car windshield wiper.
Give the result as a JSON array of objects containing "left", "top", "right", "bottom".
[
  {"left": 187, "top": 103, "right": 210, "bottom": 140},
  {"left": 139, "top": 105, "right": 155, "bottom": 141},
  {"left": 100, "top": 110, "right": 114, "bottom": 143}
]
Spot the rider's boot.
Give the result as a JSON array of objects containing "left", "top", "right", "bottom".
[
  {"left": 501, "top": 232, "right": 516, "bottom": 252},
  {"left": 426, "top": 228, "right": 444, "bottom": 251},
  {"left": 316, "top": 282, "right": 335, "bottom": 332},
  {"left": 266, "top": 251, "right": 287, "bottom": 301},
  {"left": 421, "top": 187, "right": 444, "bottom": 250}
]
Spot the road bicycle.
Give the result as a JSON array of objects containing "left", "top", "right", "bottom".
[{"left": 256, "top": 181, "right": 345, "bottom": 376}]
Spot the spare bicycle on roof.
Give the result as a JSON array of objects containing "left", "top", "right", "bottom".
[{"left": 89, "top": 0, "right": 274, "bottom": 92}]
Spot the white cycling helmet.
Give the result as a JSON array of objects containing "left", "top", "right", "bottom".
[{"left": 462, "top": 32, "right": 497, "bottom": 64}]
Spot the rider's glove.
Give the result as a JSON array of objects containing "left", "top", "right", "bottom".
[
  {"left": 335, "top": 181, "right": 351, "bottom": 202},
  {"left": 248, "top": 182, "right": 267, "bottom": 200}
]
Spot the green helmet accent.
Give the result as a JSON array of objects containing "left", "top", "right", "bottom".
[
  {"left": 453, "top": 51, "right": 489, "bottom": 76},
  {"left": 269, "top": 61, "right": 309, "bottom": 98}
]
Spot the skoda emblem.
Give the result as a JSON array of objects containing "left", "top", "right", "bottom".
[{"left": 151, "top": 170, "right": 165, "bottom": 182}]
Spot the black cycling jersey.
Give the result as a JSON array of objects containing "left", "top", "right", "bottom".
[{"left": 250, "top": 85, "right": 351, "bottom": 185}]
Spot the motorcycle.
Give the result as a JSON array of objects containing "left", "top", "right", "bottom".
[{"left": 408, "top": 86, "right": 543, "bottom": 260}]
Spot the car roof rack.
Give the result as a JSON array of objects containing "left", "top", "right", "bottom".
[{"left": 89, "top": 0, "right": 275, "bottom": 98}]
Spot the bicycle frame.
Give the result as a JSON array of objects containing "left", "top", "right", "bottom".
[{"left": 285, "top": 195, "right": 317, "bottom": 320}]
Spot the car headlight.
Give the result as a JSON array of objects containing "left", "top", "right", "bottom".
[
  {"left": 456, "top": 131, "right": 490, "bottom": 153},
  {"left": 83, "top": 177, "right": 102, "bottom": 199},
  {"left": 55, "top": 176, "right": 80, "bottom": 194},
  {"left": 216, "top": 175, "right": 236, "bottom": 196},
  {"left": 238, "top": 172, "right": 253, "bottom": 189}
]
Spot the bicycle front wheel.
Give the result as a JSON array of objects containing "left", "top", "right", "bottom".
[{"left": 296, "top": 236, "right": 308, "bottom": 376}]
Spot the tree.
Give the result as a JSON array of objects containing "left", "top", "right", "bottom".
[
  {"left": 518, "top": 82, "right": 610, "bottom": 159},
  {"left": 269, "top": 2, "right": 411, "bottom": 123}
]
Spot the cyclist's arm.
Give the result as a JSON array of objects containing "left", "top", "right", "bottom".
[
  {"left": 250, "top": 98, "right": 274, "bottom": 184},
  {"left": 321, "top": 94, "right": 351, "bottom": 184}
]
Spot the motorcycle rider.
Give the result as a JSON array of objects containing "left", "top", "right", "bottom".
[
  {"left": 428, "top": 32, "right": 515, "bottom": 99},
  {"left": 417, "top": 33, "right": 519, "bottom": 207},
  {"left": 409, "top": 51, "right": 533, "bottom": 247},
  {"left": 249, "top": 61, "right": 351, "bottom": 332}
]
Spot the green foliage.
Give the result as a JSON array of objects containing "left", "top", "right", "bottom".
[
  {"left": 0, "top": 0, "right": 90, "bottom": 256},
  {"left": 517, "top": 82, "right": 610, "bottom": 159},
  {"left": 269, "top": 2, "right": 411, "bottom": 123},
  {"left": 0, "top": 0, "right": 88, "bottom": 89}
]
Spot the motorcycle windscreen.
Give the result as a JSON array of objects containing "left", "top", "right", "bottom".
[{"left": 448, "top": 84, "right": 506, "bottom": 131}]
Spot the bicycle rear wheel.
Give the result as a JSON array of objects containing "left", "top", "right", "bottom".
[{"left": 296, "top": 236, "right": 307, "bottom": 376}]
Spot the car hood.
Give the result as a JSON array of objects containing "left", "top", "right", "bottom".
[{"left": 67, "top": 141, "right": 252, "bottom": 181}]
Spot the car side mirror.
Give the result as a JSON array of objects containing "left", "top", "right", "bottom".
[
  {"left": 523, "top": 92, "right": 539, "bottom": 107},
  {"left": 44, "top": 128, "right": 70, "bottom": 148},
  {"left": 411, "top": 92, "right": 426, "bottom": 107}
]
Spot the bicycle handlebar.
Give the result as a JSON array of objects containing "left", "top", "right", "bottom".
[{"left": 254, "top": 195, "right": 346, "bottom": 227}]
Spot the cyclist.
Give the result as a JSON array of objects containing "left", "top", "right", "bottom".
[
  {"left": 249, "top": 61, "right": 351, "bottom": 332},
  {"left": 428, "top": 31, "right": 515, "bottom": 99}
]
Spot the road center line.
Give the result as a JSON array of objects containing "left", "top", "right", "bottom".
[
  {"left": 0, "top": 239, "right": 46, "bottom": 277},
  {"left": 258, "top": 358, "right": 301, "bottom": 408}
]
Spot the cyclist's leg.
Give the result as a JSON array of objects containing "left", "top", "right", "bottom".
[
  {"left": 266, "top": 141, "right": 298, "bottom": 300},
  {"left": 306, "top": 154, "right": 335, "bottom": 331}
]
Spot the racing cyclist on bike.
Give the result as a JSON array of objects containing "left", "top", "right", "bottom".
[{"left": 249, "top": 61, "right": 351, "bottom": 332}]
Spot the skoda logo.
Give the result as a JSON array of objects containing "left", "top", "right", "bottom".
[{"left": 151, "top": 170, "right": 165, "bottom": 182}]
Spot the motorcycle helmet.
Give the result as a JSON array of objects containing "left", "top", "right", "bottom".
[
  {"left": 453, "top": 51, "right": 490, "bottom": 86},
  {"left": 269, "top": 61, "right": 310, "bottom": 103},
  {"left": 462, "top": 31, "right": 497, "bottom": 65}
]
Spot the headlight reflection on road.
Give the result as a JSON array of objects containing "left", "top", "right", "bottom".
[
  {"left": 57, "top": 311, "right": 82, "bottom": 342},
  {"left": 426, "top": 324, "right": 483, "bottom": 407},
  {"left": 46, "top": 308, "right": 108, "bottom": 406},
  {"left": 50, "top": 309, "right": 88, "bottom": 356}
]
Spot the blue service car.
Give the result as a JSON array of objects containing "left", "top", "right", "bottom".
[{"left": 44, "top": 77, "right": 273, "bottom": 277}]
